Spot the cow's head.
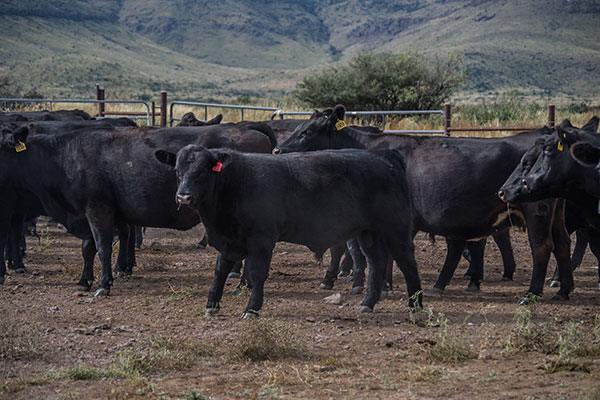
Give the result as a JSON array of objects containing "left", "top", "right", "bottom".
[
  {"left": 273, "top": 104, "right": 347, "bottom": 154},
  {"left": 0, "top": 124, "right": 31, "bottom": 152},
  {"left": 154, "top": 145, "right": 231, "bottom": 208},
  {"left": 498, "top": 117, "right": 600, "bottom": 202}
]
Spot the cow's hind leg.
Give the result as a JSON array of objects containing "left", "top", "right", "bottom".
[
  {"left": 86, "top": 206, "right": 116, "bottom": 297},
  {"left": 550, "top": 200, "right": 572, "bottom": 301},
  {"left": 356, "top": 232, "right": 388, "bottom": 312},
  {"left": 75, "top": 239, "right": 96, "bottom": 291},
  {"left": 386, "top": 236, "right": 422, "bottom": 312},
  {"left": 429, "top": 239, "right": 466, "bottom": 295},
  {"left": 320, "top": 243, "right": 345, "bottom": 290},
  {"left": 494, "top": 230, "right": 516, "bottom": 281},
  {"left": 206, "top": 253, "right": 238, "bottom": 315},
  {"left": 6, "top": 214, "right": 26, "bottom": 273},
  {"left": 550, "top": 228, "right": 587, "bottom": 287},
  {"left": 464, "top": 239, "right": 485, "bottom": 292}
]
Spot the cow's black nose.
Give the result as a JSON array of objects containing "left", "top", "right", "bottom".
[
  {"left": 498, "top": 190, "right": 505, "bottom": 201},
  {"left": 176, "top": 193, "right": 193, "bottom": 205},
  {"left": 521, "top": 179, "right": 529, "bottom": 191},
  {"left": 272, "top": 147, "right": 281, "bottom": 155}
]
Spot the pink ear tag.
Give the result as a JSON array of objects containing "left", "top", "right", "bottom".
[{"left": 212, "top": 161, "right": 223, "bottom": 172}]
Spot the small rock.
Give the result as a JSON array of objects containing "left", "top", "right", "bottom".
[
  {"left": 305, "top": 316, "right": 316, "bottom": 323},
  {"left": 323, "top": 293, "right": 344, "bottom": 305},
  {"left": 49, "top": 306, "right": 59, "bottom": 312},
  {"left": 31, "top": 271, "right": 40, "bottom": 276}
]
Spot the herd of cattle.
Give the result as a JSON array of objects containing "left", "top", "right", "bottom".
[{"left": 1, "top": 106, "right": 599, "bottom": 318}]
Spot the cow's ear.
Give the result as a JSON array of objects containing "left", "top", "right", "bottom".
[
  {"left": 207, "top": 114, "right": 223, "bottom": 125},
  {"left": 571, "top": 142, "right": 600, "bottom": 168},
  {"left": 213, "top": 151, "right": 232, "bottom": 172},
  {"left": 13, "top": 125, "right": 30, "bottom": 144},
  {"left": 154, "top": 149, "right": 177, "bottom": 168},
  {"left": 581, "top": 116, "right": 599, "bottom": 133},
  {"left": 332, "top": 104, "right": 346, "bottom": 121}
]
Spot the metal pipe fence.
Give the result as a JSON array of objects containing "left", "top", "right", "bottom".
[
  {"left": 272, "top": 109, "right": 446, "bottom": 134},
  {"left": 169, "top": 101, "right": 280, "bottom": 126},
  {"left": 0, "top": 98, "right": 152, "bottom": 125}
]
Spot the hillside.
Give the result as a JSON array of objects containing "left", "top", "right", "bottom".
[{"left": 0, "top": 0, "right": 599, "bottom": 101}]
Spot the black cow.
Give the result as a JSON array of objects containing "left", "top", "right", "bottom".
[
  {"left": 0, "top": 109, "right": 92, "bottom": 122},
  {"left": 275, "top": 105, "right": 574, "bottom": 304},
  {"left": 499, "top": 119, "right": 600, "bottom": 288},
  {"left": 177, "top": 113, "right": 223, "bottom": 127},
  {"left": 1, "top": 118, "right": 138, "bottom": 286},
  {"left": 0, "top": 122, "right": 276, "bottom": 294},
  {"left": 156, "top": 145, "right": 421, "bottom": 316}
]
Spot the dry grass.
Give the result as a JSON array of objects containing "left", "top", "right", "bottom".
[
  {"left": 0, "top": 321, "right": 47, "bottom": 360},
  {"left": 230, "top": 318, "right": 306, "bottom": 362},
  {"left": 424, "top": 312, "right": 478, "bottom": 364}
]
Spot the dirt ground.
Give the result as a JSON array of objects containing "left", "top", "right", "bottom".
[{"left": 1, "top": 221, "right": 599, "bottom": 400}]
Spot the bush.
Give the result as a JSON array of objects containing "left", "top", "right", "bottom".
[{"left": 294, "top": 51, "right": 466, "bottom": 111}]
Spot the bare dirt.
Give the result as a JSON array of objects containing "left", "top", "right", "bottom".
[{"left": 1, "top": 221, "right": 599, "bottom": 400}]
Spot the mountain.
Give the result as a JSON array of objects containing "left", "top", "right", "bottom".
[{"left": 1, "top": 0, "right": 599, "bottom": 101}]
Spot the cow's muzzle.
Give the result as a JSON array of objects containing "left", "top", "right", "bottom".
[{"left": 176, "top": 193, "right": 193, "bottom": 206}]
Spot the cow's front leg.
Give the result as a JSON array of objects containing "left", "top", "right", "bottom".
[
  {"left": 6, "top": 214, "right": 26, "bottom": 273},
  {"left": 320, "top": 243, "right": 345, "bottom": 290},
  {"left": 75, "top": 239, "right": 96, "bottom": 291},
  {"left": 550, "top": 199, "right": 572, "bottom": 301},
  {"left": 114, "top": 222, "right": 134, "bottom": 277},
  {"left": 464, "top": 239, "right": 485, "bottom": 292},
  {"left": 521, "top": 201, "right": 554, "bottom": 305},
  {"left": 86, "top": 205, "right": 116, "bottom": 297},
  {"left": 206, "top": 253, "right": 237, "bottom": 315},
  {"left": 242, "top": 239, "right": 274, "bottom": 318},
  {"left": 429, "top": 238, "right": 466, "bottom": 294},
  {"left": 357, "top": 232, "right": 387, "bottom": 312}
]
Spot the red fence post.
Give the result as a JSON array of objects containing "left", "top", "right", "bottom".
[
  {"left": 160, "top": 91, "right": 167, "bottom": 127},
  {"left": 444, "top": 103, "right": 451, "bottom": 136},
  {"left": 548, "top": 104, "right": 555, "bottom": 128}
]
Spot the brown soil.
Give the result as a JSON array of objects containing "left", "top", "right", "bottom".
[{"left": 1, "top": 221, "right": 599, "bottom": 400}]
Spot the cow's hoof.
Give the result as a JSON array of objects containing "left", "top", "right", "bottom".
[
  {"left": 74, "top": 284, "right": 91, "bottom": 292},
  {"left": 551, "top": 293, "right": 569, "bottom": 301},
  {"left": 462, "top": 274, "right": 471, "bottom": 281},
  {"left": 114, "top": 270, "right": 129, "bottom": 278},
  {"left": 501, "top": 276, "right": 513, "bottom": 282},
  {"left": 358, "top": 305, "right": 373, "bottom": 313},
  {"left": 379, "top": 290, "right": 388, "bottom": 300},
  {"left": 549, "top": 280, "right": 560, "bottom": 288},
  {"left": 231, "top": 287, "right": 242, "bottom": 296},
  {"left": 15, "top": 267, "right": 26, "bottom": 274},
  {"left": 242, "top": 310, "right": 259, "bottom": 319},
  {"left": 351, "top": 286, "right": 364, "bottom": 295},
  {"left": 319, "top": 282, "right": 333, "bottom": 290},
  {"left": 518, "top": 294, "right": 540, "bottom": 306},
  {"left": 337, "top": 270, "right": 350, "bottom": 278},
  {"left": 93, "top": 288, "right": 110, "bottom": 297},
  {"left": 205, "top": 307, "right": 220, "bottom": 316},
  {"left": 426, "top": 287, "right": 444, "bottom": 296},
  {"left": 465, "top": 281, "right": 480, "bottom": 292},
  {"left": 227, "top": 272, "right": 240, "bottom": 279}
]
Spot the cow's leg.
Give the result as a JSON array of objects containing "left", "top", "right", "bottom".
[
  {"left": 550, "top": 200, "right": 572, "bottom": 301},
  {"left": 550, "top": 228, "right": 587, "bottom": 287},
  {"left": 0, "top": 223, "right": 8, "bottom": 285},
  {"left": 243, "top": 241, "right": 274, "bottom": 318},
  {"left": 206, "top": 253, "right": 237, "bottom": 315},
  {"left": 386, "top": 235, "right": 422, "bottom": 312},
  {"left": 463, "top": 237, "right": 486, "bottom": 281},
  {"left": 349, "top": 238, "right": 367, "bottom": 294},
  {"left": 228, "top": 260, "right": 243, "bottom": 280},
  {"left": 493, "top": 230, "right": 516, "bottom": 281},
  {"left": 356, "top": 232, "right": 388, "bottom": 312},
  {"left": 114, "top": 222, "right": 132, "bottom": 277},
  {"left": 586, "top": 229, "right": 600, "bottom": 289},
  {"left": 76, "top": 239, "right": 96, "bottom": 291},
  {"left": 134, "top": 225, "right": 143, "bottom": 249},
  {"left": 86, "top": 206, "right": 116, "bottom": 297},
  {"left": 338, "top": 247, "right": 353, "bottom": 277},
  {"left": 320, "top": 244, "right": 345, "bottom": 290},
  {"left": 197, "top": 231, "right": 208, "bottom": 249},
  {"left": 464, "top": 239, "right": 485, "bottom": 292},
  {"left": 429, "top": 238, "right": 466, "bottom": 294},
  {"left": 126, "top": 224, "right": 136, "bottom": 274},
  {"left": 232, "top": 261, "right": 251, "bottom": 296},
  {"left": 7, "top": 214, "right": 26, "bottom": 273},
  {"left": 521, "top": 201, "right": 555, "bottom": 304}
]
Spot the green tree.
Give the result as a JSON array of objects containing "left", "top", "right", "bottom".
[{"left": 294, "top": 51, "right": 466, "bottom": 111}]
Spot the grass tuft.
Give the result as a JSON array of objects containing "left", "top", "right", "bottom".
[
  {"left": 425, "top": 312, "right": 477, "bottom": 363},
  {"left": 0, "top": 322, "right": 47, "bottom": 360},
  {"left": 230, "top": 318, "right": 306, "bottom": 362}
]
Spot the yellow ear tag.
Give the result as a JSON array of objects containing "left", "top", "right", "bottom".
[
  {"left": 335, "top": 120, "right": 347, "bottom": 131},
  {"left": 15, "top": 141, "right": 26, "bottom": 153},
  {"left": 557, "top": 141, "right": 564, "bottom": 151}
]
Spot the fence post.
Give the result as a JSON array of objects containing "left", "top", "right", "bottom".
[
  {"left": 548, "top": 104, "right": 555, "bottom": 128},
  {"left": 444, "top": 103, "right": 451, "bottom": 136},
  {"left": 160, "top": 91, "right": 167, "bottom": 127},
  {"left": 151, "top": 101, "right": 156, "bottom": 126},
  {"left": 99, "top": 88, "right": 105, "bottom": 118}
]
